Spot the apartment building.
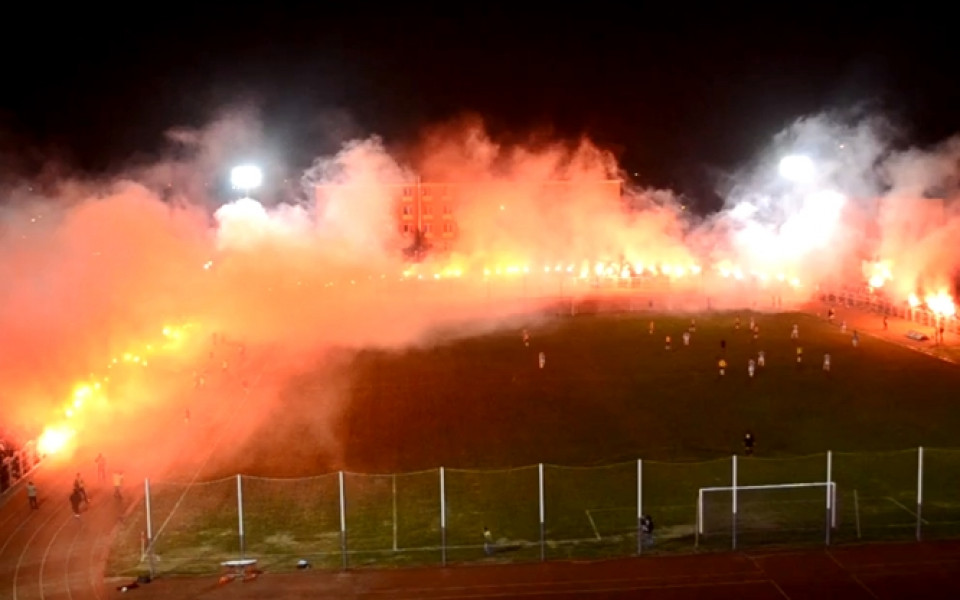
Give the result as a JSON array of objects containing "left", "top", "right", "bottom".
[{"left": 316, "top": 179, "right": 623, "bottom": 253}]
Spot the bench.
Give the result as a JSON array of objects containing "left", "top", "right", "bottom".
[{"left": 219, "top": 558, "right": 260, "bottom": 584}]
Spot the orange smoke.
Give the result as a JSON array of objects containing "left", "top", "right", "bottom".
[{"left": 2, "top": 109, "right": 959, "bottom": 474}]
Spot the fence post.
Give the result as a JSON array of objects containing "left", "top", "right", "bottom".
[
  {"left": 538, "top": 463, "right": 545, "bottom": 561},
  {"left": 731, "top": 454, "right": 738, "bottom": 550},
  {"left": 917, "top": 446, "right": 924, "bottom": 541},
  {"left": 145, "top": 478, "right": 155, "bottom": 578},
  {"left": 339, "top": 471, "right": 347, "bottom": 570},
  {"left": 236, "top": 474, "right": 245, "bottom": 559},
  {"left": 825, "top": 451, "right": 832, "bottom": 545},
  {"left": 695, "top": 489, "right": 702, "bottom": 548},
  {"left": 440, "top": 467, "right": 446, "bottom": 566},
  {"left": 392, "top": 474, "right": 398, "bottom": 552},
  {"left": 637, "top": 459, "right": 643, "bottom": 555}
]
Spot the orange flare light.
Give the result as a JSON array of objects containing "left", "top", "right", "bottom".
[
  {"left": 926, "top": 291, "right": 956, "bottom": 317},
  {"left": 38, "top": 425, "right": 74, "bottom": 455}
]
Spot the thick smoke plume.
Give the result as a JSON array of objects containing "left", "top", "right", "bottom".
[{"left": 1, "top": 108, "right": 958, "bottom": 476}]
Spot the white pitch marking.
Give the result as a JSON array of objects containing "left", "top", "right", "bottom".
[{"left": 585, "top": 510, "right": 601, "bottom": 540}]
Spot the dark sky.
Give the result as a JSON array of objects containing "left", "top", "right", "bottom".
[{"left": 2, "top": 7, "right": 958, "bottom": 201}]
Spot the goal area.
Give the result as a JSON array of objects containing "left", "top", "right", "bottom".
[{"left": 696, "top": 481, "right": 837, "bottom": 548}]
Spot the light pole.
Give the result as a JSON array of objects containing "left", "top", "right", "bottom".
[{"left": 230, "top": 165, "right": 263, "bottom": 200}]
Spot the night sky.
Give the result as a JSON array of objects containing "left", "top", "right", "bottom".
[{"left": 2, "top": 7, "right": 957, "bottom": 204}]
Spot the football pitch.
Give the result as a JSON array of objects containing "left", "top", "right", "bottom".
[{"left": 108, "top": 309, "right": 960, "bottom": 574}]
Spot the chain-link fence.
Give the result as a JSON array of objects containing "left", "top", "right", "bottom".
[{"left": 115, "top": 446, "right": 960, "bottom": 576}]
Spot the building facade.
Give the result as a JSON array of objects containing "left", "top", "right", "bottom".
[{"left": 315, "top": 179, "right": 623, "bottom": 253}]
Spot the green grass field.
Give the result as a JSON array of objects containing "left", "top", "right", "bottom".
[{"left": 107, "top": 309, "right": 960, "bottom": 574}]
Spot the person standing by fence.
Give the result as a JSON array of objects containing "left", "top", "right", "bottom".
[
  {"left": 483, "top": 526, "right": 495, "bottom": 555},
  {"left": 26, "top": 481, "right": 38, "bottom": 509},
  {"left": 640, "top": 514, "right": 655, "bottom": 548},
  {"left": 69, "top": 488, "right": 82, "bottom": 517},
  {"left": 73, "top": 473, "right": 88, "bottom": 504},
  {"left": 95, "top": 453, "right": 107, "bottom": 483},
  {"left": 113, "top": 471, "right": 124, "bottom": 499}
]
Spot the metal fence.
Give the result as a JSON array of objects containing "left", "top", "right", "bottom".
[
  {"left": 117, "top": 446, "right": 960, "bottom": 575},
  {"left": 0, "top": 441, "right": 40, "bottom": 495},
  {"left": 821, "top": 289, "right": 960, "bottom": 335}
]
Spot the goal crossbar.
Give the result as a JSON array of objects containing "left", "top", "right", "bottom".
[
  {"left": 697, "top": 481, "right": 836, "bottom": 535},
  {"left": 700, "top": 481, "right": 835, "bottom": 493}
]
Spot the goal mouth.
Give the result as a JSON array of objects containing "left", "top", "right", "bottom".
[{"left": 696, "top": 482, "right": 837, "bottom": 545}]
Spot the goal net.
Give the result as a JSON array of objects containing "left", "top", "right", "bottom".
[{"left": 697, "top": 482, "right": 836, "bottom": 546}]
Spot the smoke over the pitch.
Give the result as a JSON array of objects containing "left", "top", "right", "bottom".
[
  {"left": 2, "top": 107, "right": 958, "bottom": 475},
  {"left": 713, "top": 111, "right": 960, "bottom": 304}
]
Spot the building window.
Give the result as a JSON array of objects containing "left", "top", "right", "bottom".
[
  {"left": 443, "top": 223, "right": 453, "bottom": 233},
  {"left": 403, "top": 186, "right": 413, "bottom": 197},
  {"left": 402, "top": 205, "right": 411, "bottom": 215},
  {"left": 403, "top": 224, "right": 410, "bottom": 233},
  {"left": 423, "top": 204, "right": 432, "bottom": 215},
  {"left": 425, "top": 224, "right": 432, "bottom": 233},
  {"left": 443, "top": 204, "right": 452, "bottom": 214}
]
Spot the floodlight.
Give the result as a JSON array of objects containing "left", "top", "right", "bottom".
[
  {"left": 230, "top": 165, "right": 263, "bottom": 192},
  {"left": 778, "top": 155, "right": 815, "bottom": 183}
]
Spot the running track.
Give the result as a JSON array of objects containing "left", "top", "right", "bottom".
[
  {"left": 0, "top": 459, "right": 114, "bottom": 600},
  {"left": 2, "top": 469, "right": 959, "bottom": 600}
]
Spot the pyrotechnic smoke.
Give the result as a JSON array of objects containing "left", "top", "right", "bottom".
[
  {"left": 714, "top": 111, "right": 960, "bottom": 306},
  {"left": 2, "top": 107, "right": 958, "bottom": 477}
]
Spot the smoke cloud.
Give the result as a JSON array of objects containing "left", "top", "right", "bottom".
[{"left": 1, "top": 107, "right": 958, "bottom": 477}]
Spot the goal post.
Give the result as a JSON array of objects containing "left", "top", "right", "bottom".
[{"left": 696, "top": 481, "right": 837, "bottom": 548}]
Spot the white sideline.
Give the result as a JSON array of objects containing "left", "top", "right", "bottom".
[
  {"left": 584, "top": 510, "right": 602, "bottom": 540},
  {"left": 887, "top": 496, "right": 929, "bottom": 524}
]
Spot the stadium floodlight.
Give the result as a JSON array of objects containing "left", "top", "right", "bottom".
[
  {"left": 778, "top": 155, "right": 815, "bottom": 184},
  {"left": 230, "top": 165, "right": 263, "bottom": 196}
]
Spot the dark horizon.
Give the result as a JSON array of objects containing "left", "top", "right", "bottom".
[{"left": 2, "top": 8, "right": 958, "bottom": 209}]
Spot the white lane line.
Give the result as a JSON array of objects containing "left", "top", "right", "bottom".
[
  {"left": 13, "top": 508, "right": 69, "bottom": 600},
  {"left": 39, "top": 512, "right": 75, "bottom": 600}
]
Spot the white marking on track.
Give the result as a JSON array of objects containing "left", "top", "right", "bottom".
[
  {"left": 39, "top": 512, "right": 75, "bottom": 600},
  {"left": 0, "top": 511, "right": 39, "bottom": 557},
  {"left": 13, "top": 508, "right": 69, "bottom": 600}
]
